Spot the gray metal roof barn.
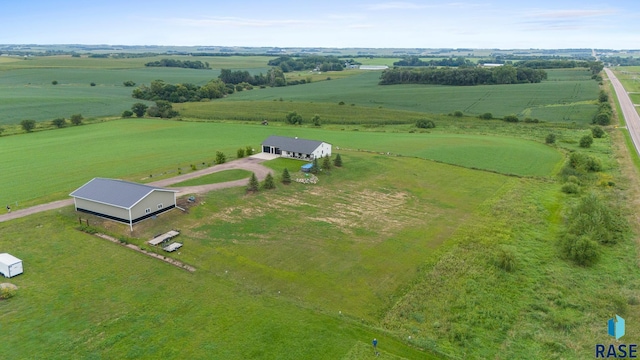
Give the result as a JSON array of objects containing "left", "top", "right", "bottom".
[
  {"left": 0, "top": 253, "right": 23, "bottom": 278},
  {"left": 261, "top": 135, "right": 331, "bottom": 161},
  {"left": 70, "top": 178, "right": 178, "bottom": 230}
]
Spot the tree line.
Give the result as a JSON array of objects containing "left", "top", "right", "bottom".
[
  {"left": 218, "top": 68, "right": 287, "bottom": 87},
  {"left": 267, "top": 55, "right": 351, "bottom": 72},
  {"left": 393, "top": 56, "right": 474, "bottom": 67},
  {"left": 144, "top": 59, "right": 210, "bottom": 69},
  {"left": 379, "top": 65, "right": 547, "bottom": 86},
  {"left": 132, "top": 79, "right": 227, "bottom": 103}
]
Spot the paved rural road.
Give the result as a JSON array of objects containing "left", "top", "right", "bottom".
[
  {"left": 605, "top": 68, "right": 640, "bottom": 156},
  {"left": 0, "top": 156, "right": 272, "bottom": 223}
]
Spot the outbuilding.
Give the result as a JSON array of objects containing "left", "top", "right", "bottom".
[
  {"left": 0, "top": 253, "right": 23, "bottom": 278},
  {"left": 70, "top": 178, "right": 178, "bottom": 230},
  {"left": 261, "top": 135, "right": 331, "bottom": 161}
]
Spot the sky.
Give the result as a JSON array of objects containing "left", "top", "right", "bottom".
[{"left": 2, "top": 1, "right": 639, "bottom": 49}]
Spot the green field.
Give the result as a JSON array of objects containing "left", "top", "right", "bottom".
[
  {"left": 180, "top": 69, "right": 599, "bottom": 123},
  {"left": 0, "top": 55, "right": 600, "bottom": 125},
  {"left": 0, "top": 119, "right": 562, "bottom": 208},
  {"left": 0, "top": 55, "right": 636, "bottom": 360}
]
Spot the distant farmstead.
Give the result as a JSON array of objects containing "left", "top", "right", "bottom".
[
  {"left": 70, "top": 178, "right": 178, "bottom": 230},
  {"left": 261, "top": 135, "right": 332, "bottom": 161}
]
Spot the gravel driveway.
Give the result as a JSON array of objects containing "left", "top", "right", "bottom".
[{"left": 0, "top": 156, "right": 273, "bottom": 223}]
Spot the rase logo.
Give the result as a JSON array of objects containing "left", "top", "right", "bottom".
[{"left": 596, "top": 315, "right": 637, "bottom": 359}]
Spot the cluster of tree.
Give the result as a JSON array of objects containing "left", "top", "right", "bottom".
[
  {"left": 144, "top": 59, "right": 210, "bottom": 69},
  {"left": 132, "top": 79, "right": 228, "bottom": 103},
  {"left": 50, "top": 114, "right": 83, "bottom": 128},
  {"left": 379, "top": 65, "right": 547, "bottom": 86},
  {"left": 124, "top": 101, "right": 178, "bottom": 119},
  {"left": 601, "top": 56, "right": 640, "bottom": 67},
  {"left": 218, "top": 68, "right": 287, "bottom": 87},
  {"left": 267, "top": 55, "right": 345, "bottom": 72},
  {"left": 560, "top": 193, "right": 627, "bottom": 266},
  {"left": 516, "top": 60, "right": 591, "bottom": 69},
  {"left": 247, "top": 172, "right": 275, "bottom": 193},
  {"left": 593, "top": 90, "right": 612, "bottom": 126},
  {"left": 393, "top": 56, "right": 474, "bottom": 67}
]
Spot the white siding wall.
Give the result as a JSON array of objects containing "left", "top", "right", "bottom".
[{"left": 312, "top": 142, "right": 332, "bottom": 159}]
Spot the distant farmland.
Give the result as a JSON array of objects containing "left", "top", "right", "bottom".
[{"left": 0, "top": 55, "right": 599, "bottom": 125}]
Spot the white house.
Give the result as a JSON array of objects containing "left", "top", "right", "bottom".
[
  {"left": 70, "top": 178, "right": 178, "bottom": 230},
  {"left": 0, "top": 253, "right": 23, "bottom": 278},
  {"left": 261, "top": 135, "right": 332, "bottom": 161}
]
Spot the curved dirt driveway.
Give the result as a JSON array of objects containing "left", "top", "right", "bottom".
[{"left": 0, "top": 157, "right": 273, "bottom": 223}]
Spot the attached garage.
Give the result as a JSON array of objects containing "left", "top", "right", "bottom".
[
  {"left": 0, "top": 253, "right": 23, "bottom": 278},
  {"left": 70, "top": 178, "right": 178, "bottom": 230}
]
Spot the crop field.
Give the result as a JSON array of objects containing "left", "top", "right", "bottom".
[
  {"left": 181, "top": 69, "right": 599, "bottom": 123},
  {"left": 1, "top": 55, "right": 637, "bottom": 360},
  {"left": 0, "top": 56, "right": 599, "bottom": 125},
  {"left": 0, "top": 119, "right": 562, "bottom": 208}
]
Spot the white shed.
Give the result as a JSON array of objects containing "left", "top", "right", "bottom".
[{"left": 0, "top": 253, "right": 23, "bottom": 278}]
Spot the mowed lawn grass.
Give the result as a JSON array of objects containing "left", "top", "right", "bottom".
[
  {"left": 190, "top": 68, "right": 599, "bottom": 122},
  {"left": 169, "top": 169, "right": 252, "bottom": 187},
  {"left": 0, "top": 120, "right": 561, "bottom": 207},
  {"left": 0, "top": 152, "right": 509, "bottom": 359}
]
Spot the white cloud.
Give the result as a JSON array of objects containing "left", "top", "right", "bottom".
[{"left": 527, "top": 8, "right": 617, "bottom": 19}]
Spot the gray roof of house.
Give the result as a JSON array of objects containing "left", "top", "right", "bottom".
[
  {"left": 262, "top": 135, "right": 327, "bottom": 154},
  {"left": 70, "top": 178, "right": 176, "bottom": 209}
]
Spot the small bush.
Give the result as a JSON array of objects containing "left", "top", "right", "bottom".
[
  {"left": 478, "top": 112, "right": 493, "bottom": 120},
  {"left": 545, "top": 133, "right": 556, "bottom": 144},
  {"left": 561, "top": 183, "right": 580, "bottom": 194},
  {"left": 237, "top": 148, "right": 245, "bottom": 158},
  {"left": 503, "top": 114, "right": 519, "bottom": 123},
  {"left": 52, "top": 80, "right": 58, "bottom": 85},
  {"left": 338, "top": 101, "right": 345, "bottom": 105},
  {"left": 416, "top": 119, "right": 436, "bottom": 129},
  {"left": 123, "top": 80, "right": 136, "bottom": 87},
  {"left": 561, "top": 234, "right": 600, "bottom": 266},
  {"left": 281, "top": 168, "right": 291, "bottom": 184},
  {"left": 591, "top": 126, "right": 605, "bottom": 138},
  {"left": 122, "top": 110, "right": 133, "bottom": 118},
  {"left": 579, "top": 135, "right": 593, "bottom": 148},
  {"left": 453, "top": 111, "right": 463, "bottom": 117},
  {"left": 215, "top": 151, "right": 226, "bottom": 164}
]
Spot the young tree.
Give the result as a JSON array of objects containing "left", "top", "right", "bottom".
[
  {"left": 503, "top": 114, "right": 519, "bottom": 123},
  {"left": 285, "top": 111, "right": 302, "bottom": 125},
  {"left": 237, "top": 148, "right": 245, "bottom": 158},
  {"left": 122, "top": 110, "right": 134, "bottom": 118},
  {"left": 70, "top": 114, "right": 83, "bottom": 125},
  {"left": 215, "top": 151, "right": 227, "bottom": 164},
  {"left": 322, "top": 155, "right": 331, "bottom": 171},
  {"left": 52, "top": 118, "right": 66, "bottom": 128},
  {"left": 281, "top": 168, "right": 291, "bottom": 184},
  {"left": 247, "top": 173, "right": 259, "bottom": 193},
  {"left": 131, "top": 103, "right": 148, "bottom": 118},
  {"left": 20, "top": 119, "right": 36, "bottom": 132},
  {"left": 333, "top": 154, "right": 343, "bottom": 167},
  {"left": 545, "top": 133, "right": 556, "bottom": 144},
  {"left": 312, "top": 114, "right": 321, "bottom": 127},
  {"left": 245, "top": 146, "right": 254, "bottom": 156},
  {"left": 262, "top": 173, "right": 275, "bottom": 190},
  {"left": 579, "top": 135, "right": 594, "bottom": 148},
  {"left": 310, "top": 158, "right": 319, "bottom": 174}
]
